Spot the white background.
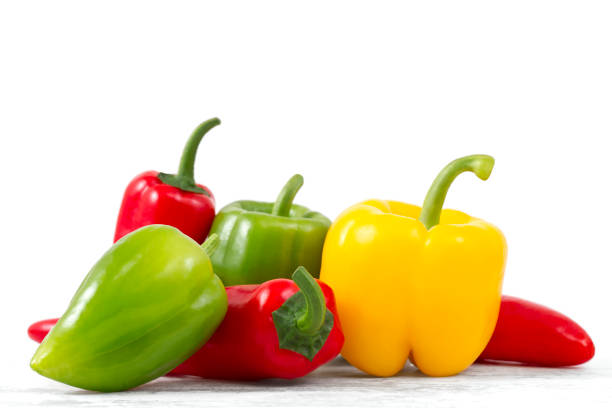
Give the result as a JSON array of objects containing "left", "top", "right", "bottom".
[{"left": 1, "top": 0, "right": 610, "bottom": 405}]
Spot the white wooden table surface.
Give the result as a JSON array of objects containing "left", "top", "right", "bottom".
[{"left": 2, "top": 357, "right": 610, "bottom": 407}]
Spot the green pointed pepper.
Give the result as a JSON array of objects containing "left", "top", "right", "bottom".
[
  {"left": 209, "top": 174, "right": 331, "bottom": 285},
  {"left": 30, "top": 226, "right": 227, "bottom": 392}
]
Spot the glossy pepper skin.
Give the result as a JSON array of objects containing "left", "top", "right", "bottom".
[
  {"left": 114, "top": 118, "right": 220, "bottom": 244},
  {"left": 172, "top": 267, "right": 344, "bottom": 380},
  {"left": 210, "top": 174, "right": 331, "bottom": 285},
  {"left": 31, "top": 295, "right": 595, "bottom": 369},
  {"left": 29, "top": 268, "right": 343, "bottom": 380},
  {"left": 477, "top": 295, "right": 595, "bottom": 366},
  {"left": 30, "top": 227, "right": 227, "bottom": 392},
  {"left": 30, "top": 295, "right": 595, "bottom": 370},
  {"left": 320, "top": 155, "right": 507, "bottom": 377}
]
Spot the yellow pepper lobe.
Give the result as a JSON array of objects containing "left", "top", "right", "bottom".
[{"left": 320, "top": 200, "right": 507, "bottom": 377}]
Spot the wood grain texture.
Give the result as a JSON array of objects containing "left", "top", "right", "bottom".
[{"left": 2, "top": 358, "right": 610, "bottom": 407}]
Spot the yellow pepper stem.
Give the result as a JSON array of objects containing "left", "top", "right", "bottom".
[{"left": 419, "top": 155, "right": 495, "bottom": 230}]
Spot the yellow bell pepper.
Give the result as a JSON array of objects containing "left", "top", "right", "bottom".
[{"left": 320, "top": 155, "right": 507, "bottom": 377}]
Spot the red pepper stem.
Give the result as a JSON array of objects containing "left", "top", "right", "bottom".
[
  {"left": 292, "top": 266, "right": 326, "bottom": 336},
  {"left": 418, "top": 154, "right": 495, "bottom": 230},
  {"left": 157, "top": 118, "right": 221, "bottom": 195},
  {"left": 201, "top": 234, "right": 219, "bottom": 258},
  {"left": 177, "top": 117, "right": 221, "bottom": 181},
  {"left": 271, "top": 174, "right": 304, "bottom": 217}
]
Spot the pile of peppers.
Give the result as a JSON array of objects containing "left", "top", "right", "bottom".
[{"left": 28, "top": 118, "right": 595, "bottom": 392}]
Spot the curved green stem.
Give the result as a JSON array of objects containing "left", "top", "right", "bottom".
[
  {"left": 293, "top": 266, "right": 326, "bottom": 336},
  {"left": 201, "top": 233, "right": 219, "bottom": 258},
  {"left": 158, "top": 117, "right": 221, "bottom": 195},
  {"left": 271, "top": 174, "right": 304, "bottom": 217},
  {"left": 177, "top": 118, "right": 221, "bottom": 180},
  {"left": 418, "top": 154, "right": 495, "bottom": 230}
]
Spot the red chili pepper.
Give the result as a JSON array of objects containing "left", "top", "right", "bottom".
[
  {"left": 477, "top": 295, "right": 595, "bottom": 366},
  {"left": 29, "top": 267, "right": 344, "bottom": 379},
  {"left": 113, "top": 118, "right": 220, "bottom": 244},
  {"left": 27, "top": 318, "right": 57, "bottom": 343}
]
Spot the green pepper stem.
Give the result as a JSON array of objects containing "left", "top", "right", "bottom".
[
  {"left": 201, "top": 233, "right": 220, "bottom": 257},
  {"left": 293, "top": 266, "right": 326, "bottom": 336},
  {"left": 271, "top": 174, "right": 304, "bottom": 217},
  {"left": 418, "top": 154, "right": 495, "bottom": 230},
  {"left": 177, "top": 118, "right": 221, "bottom": 180},
  {"left": 157, "top": 118, "right": 221, "bottom": 195}
]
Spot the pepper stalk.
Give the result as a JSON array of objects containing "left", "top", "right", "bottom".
[
  {"left": 201, "top": 233, "right": 220, "bottom": 257},
  {"left": 272, "top": 266, "right": 334, "bottom": 360},
  {"left": 158, "top": 117, "right": 221, "bottom": 195},
  {"left": 419, "top": 154, "right": 495, "bottom": 230},
  {"left": 272, "top": 174, "right": 304, "bottom": 217}
]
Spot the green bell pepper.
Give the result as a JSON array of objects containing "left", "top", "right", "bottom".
[
  {"left": 210, "top": 174, "right": 331, "bottom": 285},
  {"left": 30, "top": 226, "right": 227, "bottom": 392}
]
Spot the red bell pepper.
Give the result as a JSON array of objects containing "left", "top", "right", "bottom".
[
  {"left": 477, "top": 295, "right": 595, "bottom": 366},
  {"left": 29, "top": 267, "right": 344, "bottom": 379},
  {"left": 113, "top": 118, "right": 220, "bottom": 244},
  {"left": 173, "top": 266, "right": 344, "bottom": 379}
]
